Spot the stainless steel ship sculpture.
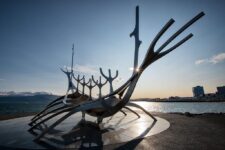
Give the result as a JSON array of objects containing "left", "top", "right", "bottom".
[{"left": 29, "top": 6, "right": 204, "bottom": 141}]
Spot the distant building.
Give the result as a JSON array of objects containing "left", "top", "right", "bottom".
[
  {"left": 192, "top": 86, "right": 205, "bottom": 97},
  {"left": 205, "top": 93, "right": 216, "bottom": 97},
  {"left": 217, "top": 86, "right": 225, "bottom": 95}
]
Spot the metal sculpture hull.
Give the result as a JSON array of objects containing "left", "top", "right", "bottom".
[{"left": 29, "top": 6, "right": 204, "bottom": 141}]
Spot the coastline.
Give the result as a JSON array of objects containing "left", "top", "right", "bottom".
[
  {"left": 132, "top": 99, "right": 225, "bottom": 102},
  {"left": 0, "top": 111, "right": 224, "bottom": 121},
  {"left": 0, "top": 112, "right": 36, "bottom": 121}
]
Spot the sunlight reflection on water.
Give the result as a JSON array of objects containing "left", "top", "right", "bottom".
[{"left": 132, "top": 102, "right": 225, "bottom": 113}]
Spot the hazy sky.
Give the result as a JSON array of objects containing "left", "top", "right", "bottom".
[{"left": 0, "top": 0, "right": 225, "bottom": 98}]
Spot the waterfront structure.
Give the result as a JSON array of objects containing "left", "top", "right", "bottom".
[
  {"left": 192, "top": 86, "right": 205, "bottom": 97},
  {"left": 29, "top": 6, "right": 204, "bottom": 141},
  {"left": 217, "top": 86, "right": 225, "bottom": 95}
]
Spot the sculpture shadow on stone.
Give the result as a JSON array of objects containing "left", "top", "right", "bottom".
[{"left": 30, "top": 114, "right": 156, "bottom": 149}]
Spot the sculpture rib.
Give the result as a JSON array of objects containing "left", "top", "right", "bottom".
[
  {"left": 31, "top": 95, "right": 65, "bottom": 121},
  {"left": 30, "top": 94, "right": 91, "bottom": 131},
  {"left": 30, "top": 91, "right": 82, "bottom": 121},
  {"left": 30, "top": 95, "right": 82, "bottom": 126},
  {"left": 29, "top": 101, "right": 64, "bottom": 125},
  {"left": 29, "top": 105, "right": 70, "bottom": 131},
  {"left": 35, "top": 100, "right": 105, "bottom": 140},
  {"left": 30, "top": 92, "right": 83, "bottom": 126}
]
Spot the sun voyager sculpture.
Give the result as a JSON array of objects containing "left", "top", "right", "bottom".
[{"left": 29, "top": 6, "right": 204, "bottom": 141}]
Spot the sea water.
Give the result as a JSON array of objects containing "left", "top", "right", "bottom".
[
  {"left": 133, "top": 102, "right": 225, "bottom": 114},
  {"left": 1, "top": 100, "right": 225, "bottom": 114},
  {"left": 0, "top": 99, "right": 51, "bottom": 114}
]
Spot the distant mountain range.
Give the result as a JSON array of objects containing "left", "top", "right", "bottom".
[
  {"left": 0, "top": 91, "right": 59, "bottom": 102},
  {"left": 0, "top": 91, "right": 55, "bottom": 97},
  {"left": 0, "top": 91, "right": 59, "bottom": 103},
  {"left": 0, "top": 91, "right": 60, "bottom": 114}
]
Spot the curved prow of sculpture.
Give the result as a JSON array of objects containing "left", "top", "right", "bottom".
[
  {"left": 92, "top": 75, "right": 107, "bottom": 98},
  {"left": 140, "top": 12, "right": 205, "bottom": 71},
  {"left": 95, "top": 11, "right": 205, "bottom": 120},
  {"left": 101, "top": 11, "right": 205, "bottom": 105},
  {"left": 115, "top": 11, "right": 205, "bottom": 101},
  {"left": 100, "top": 68, "right": 118, "bottom": 94}
]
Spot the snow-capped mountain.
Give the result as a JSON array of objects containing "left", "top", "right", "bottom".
[{"left": 0, "top": 91, "right": 52, "bottom": 96}]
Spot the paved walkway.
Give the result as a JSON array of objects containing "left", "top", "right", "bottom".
[{"left": 107, "top": 113, "right": 225, "bottom": 150}]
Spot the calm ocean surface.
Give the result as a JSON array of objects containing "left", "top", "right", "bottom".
[
  {"left": 133, "top": 102, "right": 225, "bottom": 114},
  {"left": 0, "top": 100, "right": 225, "bottom": 114},
  {"left": 0, "top": 99, "right": 51, "bottom": 115}
]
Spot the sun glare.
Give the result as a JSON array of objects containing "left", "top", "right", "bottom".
[{"left": 129, "top": 67, "right": 140, "bottom": 72}]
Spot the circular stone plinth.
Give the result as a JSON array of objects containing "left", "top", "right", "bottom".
[{"left": 0, "top": 112, "right": 170, "bottom": 149}]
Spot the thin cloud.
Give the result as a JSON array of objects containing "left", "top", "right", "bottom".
[
  {"left": 64, "top": 64, "right": 98, "bottom": 74},
  {"left": 209, "top": 53, "right": 225, "bottom": 64},
  {"left": 195, "top": 59, "right": 207, "bottom": 65},
  {"left": 0, "top": 78, "right": 5, "bottom": 81},
  {"left": 115, "top": 77, "right": 123, "bottom": 83},
  {"left": 195, "top": 52, "right": 225, "bottom": 65}
]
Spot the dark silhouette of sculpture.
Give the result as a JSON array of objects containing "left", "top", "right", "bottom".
[
  {"left": 73, "top": 74, "right": 84, "bottom": 93},
  {"left": 100, "top": 68, "right": 118, "bottom": 94},
  {"left": 80, "top": 76, "right": 89, "bottom": 95},
  {"left": 29, "top": 6, "right": 204, "bottom": 141},
  {"left": 92, "top": 75, "right": 107, "bottom": 98},
  {"left": 85, "top": 78, "right": 97, "bottom": 100}
]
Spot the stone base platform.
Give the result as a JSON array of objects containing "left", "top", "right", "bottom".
[{"left": 0, "top": 112, "right": 170, "bottom": 149}]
